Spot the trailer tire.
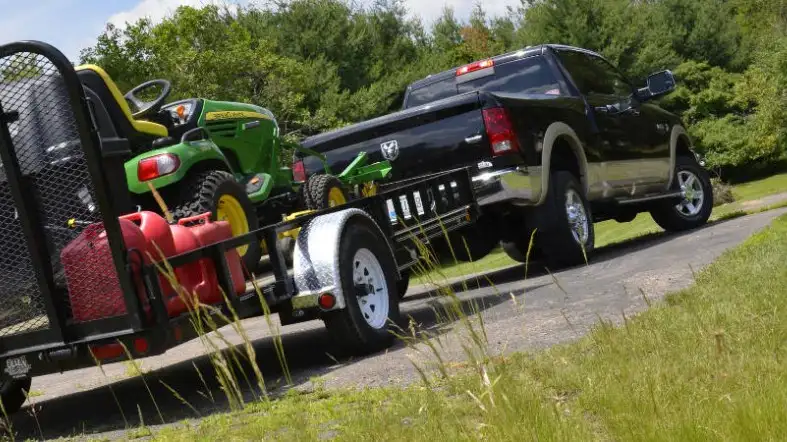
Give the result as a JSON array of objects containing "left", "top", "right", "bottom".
[
  {"left": 397, "top": 270, "right": 411, "bottom": 299},
  {"left": 0, "top": 377, "right": 31, "bottom": 415},
  {"left": 171, "top": 170, "right": 262, "bottom": 271},
  {"left": 323, "top": 220, "right": 400, "bottom": 355},
  {"left": 305, "top": 174, "right": 348, "bottom": 210}
]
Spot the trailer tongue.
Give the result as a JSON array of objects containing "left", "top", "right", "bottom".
[{"left": 0, "top": 41, "right": 479, "bottom": 415}]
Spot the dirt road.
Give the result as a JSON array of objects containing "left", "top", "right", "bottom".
[{"left": 10, "top": 208, "right": 787, "bottom": 441}]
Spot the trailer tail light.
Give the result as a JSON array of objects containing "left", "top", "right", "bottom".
[
  {"left": 457, "top": 59, "right": 494, "bottom": 76},
  {"left": 292, "top": 159, "right": 307, "bottom": 183},
  {"left": 318, "top": 292, "right": 336, "bottom": 310},
  {"left": 482, "top": 107, "right": 519, "bottom": 156},
  {"left": 138, "top": 153, "right": 180, "bottom": 182}
]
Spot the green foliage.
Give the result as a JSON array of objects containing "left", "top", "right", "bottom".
[{"left": 79, "top": 0, "right": 787, "bottom": 173}]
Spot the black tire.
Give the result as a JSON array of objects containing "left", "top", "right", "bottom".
[
  {"left": 171, "top": 170, "right": 262, "bottom": 271},
  {"left": 501, "top": 239, "right": 529, "bottom": 263},
  {"left": 0, "top": 377, "right": 31, "bottom": 415},
  {"left": 396, "top": 270, "right": 411, "bottom": 299},
  {"left": 534, "top": 170, "right": 595, "bottom": 269},
  {"left": 650, "top": 155, "right": 714, "bottom": 232},
  {"left": 432, "top": 215, "right": 498, "bottom": 263},
  {"left": 323, "top": 220, "right": 401, "bottom": 355},
  {"left": 305, "top": 174, "right": 348, "bottom": 210}
]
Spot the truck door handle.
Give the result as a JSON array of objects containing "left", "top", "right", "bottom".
[{"left": 465, "top": 134, "right": 483, "bottom": 144}]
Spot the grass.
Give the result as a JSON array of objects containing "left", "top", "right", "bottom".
[
  {"left": 150, "top": 212, "right": 787, "bottom": 441},
  {"left": 729, "top": 171, "right": 787, "bottom": 201},
  {"left": 414, "top": 171, "right": 787, "bottom": 286}
]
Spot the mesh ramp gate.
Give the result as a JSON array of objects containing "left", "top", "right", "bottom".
[{"left": 0, "top": 42, "right": 141, "bottom": 351}]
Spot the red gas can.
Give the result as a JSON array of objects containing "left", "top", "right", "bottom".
[
  {"left": 169, "top": 223, "right": 213, "bottom": 313},
  {"left": 119, "top": 211, "right": 178, "bottom": 303},
  {"left": 63, "top": 219, "right": 149, "bottom": 323},
  {"left": 178, "top": 213, "right": 246, "bottom": 304}
]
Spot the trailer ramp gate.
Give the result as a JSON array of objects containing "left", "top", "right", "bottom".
[{"left": 0, "top": 42, "right": 143, "bottom": 363}]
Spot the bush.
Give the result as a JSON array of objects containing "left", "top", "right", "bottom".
[{"left": 711, "top": 177, "right": 736, "bottom": 206}]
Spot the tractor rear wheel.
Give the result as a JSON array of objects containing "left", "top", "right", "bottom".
[
  {"left": 172, "top": 170, "right": 262, "bottom": 272},
  {"left": 305, "top": 174, "right": 349, "bottom": 210}
]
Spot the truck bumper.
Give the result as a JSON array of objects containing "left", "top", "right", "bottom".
[{"left": 472, "top": 166, "right": 542, "bottom": 207}]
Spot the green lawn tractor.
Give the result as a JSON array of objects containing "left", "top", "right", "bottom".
[{"left": 73, "top": 64, "right": 392, "bottom": 270}]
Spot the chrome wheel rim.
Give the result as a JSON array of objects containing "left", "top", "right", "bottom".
[
  {"left": 353, "top": 248, "right": 389, "bottom": 330},
  {"left": 675, "top": 170, "right": 705, "bottom": 217},
  {"left": 565, "top": 189, "right": 589, "bottom": 245}
]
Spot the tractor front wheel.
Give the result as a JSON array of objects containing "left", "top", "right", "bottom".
[{"left": 172, "top": 170, "right": 262, "bottom": 272}]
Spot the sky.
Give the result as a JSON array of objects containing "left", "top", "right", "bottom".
[{"left": 0, "top": 0, "right": 520, "bottom": 62}]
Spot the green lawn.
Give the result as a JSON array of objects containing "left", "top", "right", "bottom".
[
  {"left": 414, "top": 172, "right": 787, "bottom": 285},
  {"left": 730, "top": 171, "right": 787, "bottom": 201},
  {"left": 153, "top": 212, "right": 787, "bottom": 441}
]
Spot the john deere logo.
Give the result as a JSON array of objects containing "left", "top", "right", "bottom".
[{"left": 381, "top": 140, "right": 399, "bottom": 161}]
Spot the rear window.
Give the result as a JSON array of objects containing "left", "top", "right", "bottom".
[
  {"left": 404, "top": 56, "right": 561, "bottom": 109},
  {"left": 404, "top": 78, "right": 457, "bottom": 108}
]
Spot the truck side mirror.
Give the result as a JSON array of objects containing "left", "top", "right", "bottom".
[{"left": 638, "top": 70, "right": 676, "bottom": 101}]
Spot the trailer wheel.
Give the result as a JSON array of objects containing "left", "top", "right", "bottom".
[
  {"left": 171, "top": 170, "right": 262, "bottom": 271},
  {"left": 306, "top": 174, "right": 348, "bottom": 210},
  {"left": 397, "top": 269, "right": 411, "bottom": 299},
  {"left": 0, "top": 377, "right": 31, "bottom": 415},
  {"left": 323, "top": 220, "right": 400, "bottom": 355}
]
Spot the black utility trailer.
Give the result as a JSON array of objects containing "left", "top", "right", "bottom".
[{"left": 0, "top": 41, "right": 479, "bottom": 414}]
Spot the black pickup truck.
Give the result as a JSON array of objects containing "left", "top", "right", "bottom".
[{"left": 296, "top": 44, "right": 713, "bottom": 269}]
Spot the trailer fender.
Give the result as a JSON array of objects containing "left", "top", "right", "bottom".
[{"left": 291, "top": 208, "right": 396, "bottom": 311}]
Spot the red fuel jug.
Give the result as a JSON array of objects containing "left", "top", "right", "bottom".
[
  {"left": 178, "top": 213, "right": 246, "bottom": 304},
  {"left": 63, "top": 219, "right": 149, "bottom": 323},
  {"left": 119, "top": 211, "right": 178, "bottom": 302},
  {"left": 169, "top": 223, "right": 213, "bottom": 313}
]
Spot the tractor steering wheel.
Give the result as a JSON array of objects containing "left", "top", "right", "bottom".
[{"left": 124, "top": 79, "right": 172, "bottom": 119}]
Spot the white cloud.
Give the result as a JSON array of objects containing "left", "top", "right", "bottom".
[
  {"left": 400, "top": 0, "right": 520, "bottom": 26},
  {"left": 108, "top": 0, "right": 243, "bottom": 28}
]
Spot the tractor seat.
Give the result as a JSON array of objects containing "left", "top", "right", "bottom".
[{"left": 75, "top": 65, "right": 168, "bottom": 150}]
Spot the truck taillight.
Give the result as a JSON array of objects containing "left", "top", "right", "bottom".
[
  {"left": 482, "top": 107, "right": 519, "bottom": 156},
  {"left": 292, "top": 159, "right": 306, "bottom": 183},
  {"left": 138, "top": 153, "right": 180, "bottom": 182}
]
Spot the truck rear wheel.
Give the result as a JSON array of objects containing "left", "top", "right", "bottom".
[
  {"left": 650, "top": 155, "right": 713, "bottom": 232},
  {"left": 171, "top": 170, "right": 262, "bottom": 271},
  {"left": 535, "top": 170, "right": 594, "bottom": 269},
  {"left": 323, "top": 220, "right": 400, "bottom": 355},
  {"left": 433, "top": 215, "right": 498, "bottom": 263},
  {"left": 0, "top": 377, "right": 31, "bottom": 415}
]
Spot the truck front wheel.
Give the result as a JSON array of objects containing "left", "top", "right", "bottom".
[
  {"left": 0, "top": 377, "right": 31, "bottom": 415},
  {"left": 171, "top": 170, "right": 262, "bottom": 272},
  {"left": 323, "top": 220, "right": 400, "bottom": 355},
  {"left": 650, "top": 155, "right": 713, "bottom": 232},
  {"left": 534, "top": 170, "right": 595, "bottom": 269}
]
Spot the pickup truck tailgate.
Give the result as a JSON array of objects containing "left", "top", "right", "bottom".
[{"left": 299, "top": 92, "right": 490, "bottom": 181}]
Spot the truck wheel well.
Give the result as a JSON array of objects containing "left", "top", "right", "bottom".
[
  {"left": 676, "top": 135, "right": 693, "bottom": 159},
  {"left": 550, "top": 137, "right": 581, "bottom": 179}
]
